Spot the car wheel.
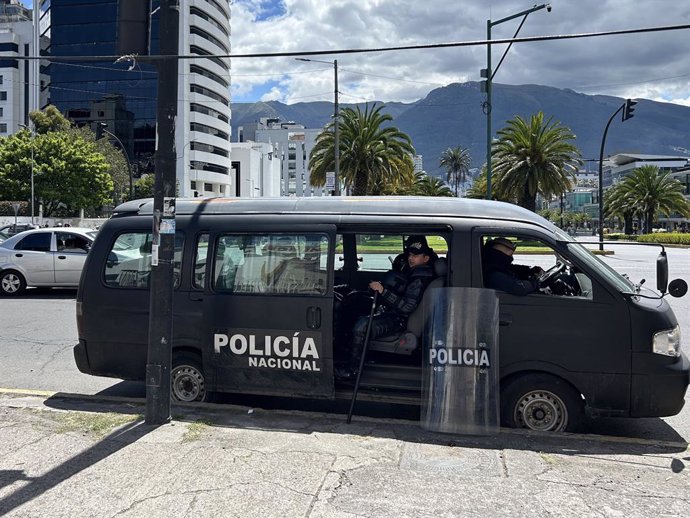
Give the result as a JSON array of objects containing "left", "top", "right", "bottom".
[
  {"left": 501, "top": 373, "right": 584, "bottom": 433},
  {"left": 0, "top": 270, "right": 27, "bottom": 296},
  {"left": 171, "top": 354, "right": 207, "bottom": 403}
]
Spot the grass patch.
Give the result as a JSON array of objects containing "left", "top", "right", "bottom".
[
  {"left": 50, "top": 411, "right": 140, "bottom": 439},
  {"left": 182, "top": 420, "right": 212, "bottom": 443}
]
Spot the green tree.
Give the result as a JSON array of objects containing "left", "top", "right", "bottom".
[
  {"left": 439, "top": 146, "right": 471, "bottom": 197},
  {"left": 0, "top": 116, "right": 113, "bottom": 216},
  {"left": 604, "top": 181, "right": 637, "bottom": 233},
  {"left": 30, "top": 105, "right": 71, "bottom": 134},
  {"left": 309, "top": 103, "right": 415, "bottom": 195},
  {"left": 412, "top": 172, "right": 454, "bottom": 196},
  {"left": 133, "top": 174, "right": 155, "bottom": 198},
  {"left": 492, "top": 112, "right": 582, "bottom": 212},
  {"left": 610, "top": 165, "right": 690, "bottom": 233}
]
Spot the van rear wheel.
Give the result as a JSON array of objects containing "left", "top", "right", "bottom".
[
  {"left": 171, "top": 354, "right": 207, "bottom": 403},
  {"left": 501, "top": 374, "right": 584, "bottom": 433}
]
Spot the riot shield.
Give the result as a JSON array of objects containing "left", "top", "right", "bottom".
[{"left": 420, "top": 287, "right": 500, "bottom": 435}]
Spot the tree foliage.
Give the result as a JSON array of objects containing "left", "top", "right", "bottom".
[
  {"left": 309, "top": 103, "right": 415, "bottom": 195},
  {"left": 0, "top": 107, "right": 114, "bottom": 216},
  {"left": 491, "top": 112, "right": 582, "bottom": 212},
  {"left": 439, "top": 146, "right": 471, "bottom": 197},
  {"left": 605, "top": 165, "right": 690, "bottom": 233}
]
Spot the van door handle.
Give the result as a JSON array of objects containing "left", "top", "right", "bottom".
[
  {"left": 189, "top": 293, "right": 203, "bottom": 302},
  {"left": 15, "top": 253, "right": 23, "bottom": 257},
  {"left": 58, "top": 255, "right": 66, "bottom": 260},
  {"left": 307, "top": 306, "right": 321, "bottom": 329},
  {"left": 499, "top": 314, "right": 512, "bottom": 326}
]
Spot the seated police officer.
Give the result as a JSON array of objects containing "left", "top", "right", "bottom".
[
  {"left": 335, "top": 235, "right": 436, "bottom": 380},
  {"left": 482, "top": 237, "right": 543, "bottom": 296}
]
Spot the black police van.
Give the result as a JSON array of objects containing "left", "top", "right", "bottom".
[{"left": 74, "top": 197, "right": 689, "bottom": 432}]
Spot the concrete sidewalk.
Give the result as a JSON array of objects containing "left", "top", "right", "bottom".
[{"left": 0, "top": 391, "right": 689, "bottom": 518}]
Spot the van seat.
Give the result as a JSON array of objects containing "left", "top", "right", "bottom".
[{"left": 368, "top": 257, "right": 447, "bottom": 355}]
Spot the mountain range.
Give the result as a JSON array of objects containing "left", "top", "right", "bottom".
[{"left": 231, "top": 82, "right": 690, "bottom": 177}]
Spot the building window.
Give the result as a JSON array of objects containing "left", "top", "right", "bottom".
[
  {"left": 0, "top": 76, "right": 3, "bottom": 85},
  {"left": 0, "top": 124, "right": 6, "bottom": 133},
  {"left": 0, "top": 92, "right": 7, "bottom": 101},
  {"left": 204, "top": 183, "right": 213, "bottom": 192},
  {"left": 190, "top": 181, "right": 197, "bottom": 190},
  {"left": 0, "top": 107, "right": 3, "bottom": 117}
]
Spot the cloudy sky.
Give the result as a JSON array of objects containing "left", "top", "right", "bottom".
[{"left": 230, "top": 0, "right": 690, "bottom": 107}]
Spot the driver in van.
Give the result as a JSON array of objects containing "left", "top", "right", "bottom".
[
  {"left": 482, "top": 237, "right": 543, "bottom": 296},
  {"left": 335, "top": 235, "right": 436, "bottom": 381}
]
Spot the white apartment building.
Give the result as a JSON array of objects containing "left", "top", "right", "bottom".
[
  {"left": 0, "top": 0, "right": 36, "bottom": 135},
  {"left": 230, "top": 141, "right": 282, "bottom": 197},
  {"left": 177, "top": 0, "right": 233, "bottom": 198}
]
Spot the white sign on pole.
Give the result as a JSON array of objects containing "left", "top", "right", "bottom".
[{"left": 326, "top": 171, "right": 335, "bottom": 190}]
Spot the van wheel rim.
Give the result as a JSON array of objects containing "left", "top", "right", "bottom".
[
  {"left": 2, "top": 274, "right": 20, "bottom": 293},
  {"left": 172, "top": 365, "right": 205, "bottom": 402},
  {"left": 514, "top": 390, "right": 568, "bottom": 432}
]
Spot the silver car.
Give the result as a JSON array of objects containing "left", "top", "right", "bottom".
[{"left": 0, "top": 227, "right": 98, "bottom": 295}]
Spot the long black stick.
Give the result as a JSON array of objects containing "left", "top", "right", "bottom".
[{"left": 347, "top": 291, "right": 379, "bottom": 424}]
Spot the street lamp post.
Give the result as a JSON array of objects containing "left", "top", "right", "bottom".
[
  {"left": 296, "top": 57, "right": 340, "bottom": 195},
  {"left": 99, "top": 123, "right": 134, "bottom": 199},
  {"left": 483, "top": 3, "right": 551, "bottom": 199},
  {"left": 19, "top": 124, "right": 35, "bottom": 225}
]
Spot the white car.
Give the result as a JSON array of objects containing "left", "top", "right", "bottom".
[{"left": 0, "top": 227, "right": 98, "bottom": 295}]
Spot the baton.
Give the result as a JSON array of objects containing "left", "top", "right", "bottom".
[{"left": 347, "top": 290, "right": 379, "bottom": 424}]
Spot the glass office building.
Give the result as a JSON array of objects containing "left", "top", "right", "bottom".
[{"left": 40, "top": 0, "right": 232, "bottom": 197}]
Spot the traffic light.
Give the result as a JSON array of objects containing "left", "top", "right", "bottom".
[
  {"left": 622, "top": 98, "right": 637, "bottom": 121},
  {"left": 95, "top": 122, "right": 107, "bottom": 140}
]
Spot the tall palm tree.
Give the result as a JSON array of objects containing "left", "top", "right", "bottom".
[
  {"left": 612, "top": 165, "right": 690, "bottom": 233},
  {"left": 413, "top": 172, "right": 454, "bottom": 197},
  {"left": 309, "top": 103, "right": 415, "bottom": 196},
  {"left": 604, "top": 181, "right": 637, "bottom": 234},
  {"left": 492, "top": 112, "right": 582, "bottom": 212},
  {"left": 439, "top": 146, "right": 471, "bottom": 197}
]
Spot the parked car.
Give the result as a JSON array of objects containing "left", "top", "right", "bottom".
[
  {"left": 0, "top": 223, "right": 39, "bottom": 237},
  {"left": 0, "top": 227, "right": 97, "bottom": 295},
  {"left": 0, "top": 230, "right": 10, "bottom": 244}
]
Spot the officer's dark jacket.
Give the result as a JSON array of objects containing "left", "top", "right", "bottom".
[
  {"left": 379, "top": 264, "right": 435, "bottom": 317},
  {"left": 482, "top": 247, "right": 539, "bottom": 296}
]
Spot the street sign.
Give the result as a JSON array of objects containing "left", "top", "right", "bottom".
[{"left": 326, "top": 172, "right": 335, "bottom": 190}]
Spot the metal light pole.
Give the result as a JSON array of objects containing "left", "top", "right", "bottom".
[
  {"left": 296, "top": 57, "right": 340, "bottom": 195},
  {"left": 100, "top": 123, "right": 134, "bottom": 199},
  {"left": 19, "top": 124, "right": 35, "bottom": 224},
  {"left": 483, "top": 3, "right": 551, "bottom": 199}
]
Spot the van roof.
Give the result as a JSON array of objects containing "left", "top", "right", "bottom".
[{"left": 113, "top": 196, "right": 555, "bottom": 228}]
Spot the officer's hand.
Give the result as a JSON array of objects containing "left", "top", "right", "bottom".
[
  {"left": 369, "top": 281, "right": 384, "bottom": 294},
  {"left": 530, "top": 266, "right": 544, "bottom": 276}
]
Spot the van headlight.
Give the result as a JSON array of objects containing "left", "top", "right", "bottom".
[{"left": 652, "top": 325, "right": 681, "bottom": 357}]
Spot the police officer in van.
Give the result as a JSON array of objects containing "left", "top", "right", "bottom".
[
  {"left": 335, "top": 235, "right": 436, "bottom": 380},
  {"left": 482, "top": 237, "right": 543, "bottom": 296}
]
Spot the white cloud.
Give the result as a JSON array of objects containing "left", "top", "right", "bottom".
[{"left": 230, "top": 0, "right": 690, "bottom": 105}]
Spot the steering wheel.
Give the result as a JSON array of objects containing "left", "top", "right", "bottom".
[{"left": 537, "top": 261, "right": 567, "bottom": 287}]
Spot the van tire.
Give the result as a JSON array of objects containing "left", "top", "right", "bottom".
[
  {"left": 0, "top": 270, "right": 27, "bottom": 296},
  {"left": 501, "top": 373, "right": 584, "bottom": 433},
  {"left": 171, "top": 353, "right": 207, "bottom": 403}
]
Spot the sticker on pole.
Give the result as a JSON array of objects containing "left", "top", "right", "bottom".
[
  {"left": 163, "top": 197, "right": 176, "bottom": 217},
  {"left": 159, "top": 219, "right": 176, "bottom": 234}
]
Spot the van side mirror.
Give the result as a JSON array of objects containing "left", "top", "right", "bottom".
[
  {"left": 668, "top": 279, "right": 688, "bottom": 298},
  {"left": 656, "top": 251, "right": 668, "bottom": 294}
]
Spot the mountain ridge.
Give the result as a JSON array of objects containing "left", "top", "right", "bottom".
[{"left": 231, "top": 82, "right": 690, "bottom": 177}]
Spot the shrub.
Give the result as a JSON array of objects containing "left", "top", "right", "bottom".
[
  {"left": 637, "top": 233, "right": 690, "bottom": 245},
  {"left": 606, "top": 233, "right": 638, "bottom": 241}
]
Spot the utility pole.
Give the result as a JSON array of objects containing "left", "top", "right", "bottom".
[{"left": 146, "top": 0, "right": 179, "bottom": 425}]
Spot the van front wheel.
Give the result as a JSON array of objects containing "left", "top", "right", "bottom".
[
  {"left": 171, "top": 354, "right": 207, "bottom": 403},
  {"left": 501, "top": 374, "right": 584, "bottom": 433}
]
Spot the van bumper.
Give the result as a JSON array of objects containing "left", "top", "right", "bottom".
[
  {"left": 630, "top": 351, "right": 690, "bottom": 417},
  {"left": 73, "top": 339, "right": 92, "bottom": 375}
]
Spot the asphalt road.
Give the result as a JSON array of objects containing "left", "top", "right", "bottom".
[{"left": 0, "top": 241, "right": 688, "bottom": 442}]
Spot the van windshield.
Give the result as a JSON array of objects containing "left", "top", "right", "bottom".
[{"left": 566, "top": 242, "right": 635, "bottom": 294}]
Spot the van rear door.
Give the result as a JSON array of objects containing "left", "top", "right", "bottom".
[{"left": 203, "top": 225, "right": 336, "bottom": 399}]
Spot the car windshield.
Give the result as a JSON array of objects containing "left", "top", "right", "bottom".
[{"left": 566, "top": 242, "right": 635, "bottom": 294}]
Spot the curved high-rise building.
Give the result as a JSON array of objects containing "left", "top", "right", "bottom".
[{"left": 41, "top": 0, "right": 232, "bottom": 198}]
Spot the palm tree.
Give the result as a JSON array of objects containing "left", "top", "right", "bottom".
[
  {"left": 413, "top": 172, "right": 454, "bottom": 197},
  {"left": 604, "top": 181, "right": 638, "bottom": 234},
  {"left": 439, "top": 146, "right": 471, "bottom": 196},
  {"left": 492, "top": 112, "right": 582, "bottom": 212},
  {"left": 309, "top": 103, "right": 415, "bottom": 196},
  {"left": 611, "top": 165, "right": 690, "bottom": 233}
]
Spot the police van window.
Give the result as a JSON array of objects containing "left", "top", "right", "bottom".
[
  {"left": 481, "top": 235, "right": 593, "bottom": 299},
  {"left": 193, "top": 233, "right": 209, "bottom": 289},
  {"left": 356, "top": 234, "right": 448, "bottom": 272},
  {"left": 214, "top": 234, "right": 329, "bottom": 295},
  {"left": 104, "top": 232, "right": 184, "bottom": 289}
]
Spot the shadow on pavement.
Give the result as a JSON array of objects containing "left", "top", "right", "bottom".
[
  {"left": 6, "top": 287, "right": 78, "bottom": 300},
  {"left": 41, "top": 392, "right": 689, "bottom": 457},
  {"left": 0, "top": 416, "right": 154, "bottom": 516}
]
